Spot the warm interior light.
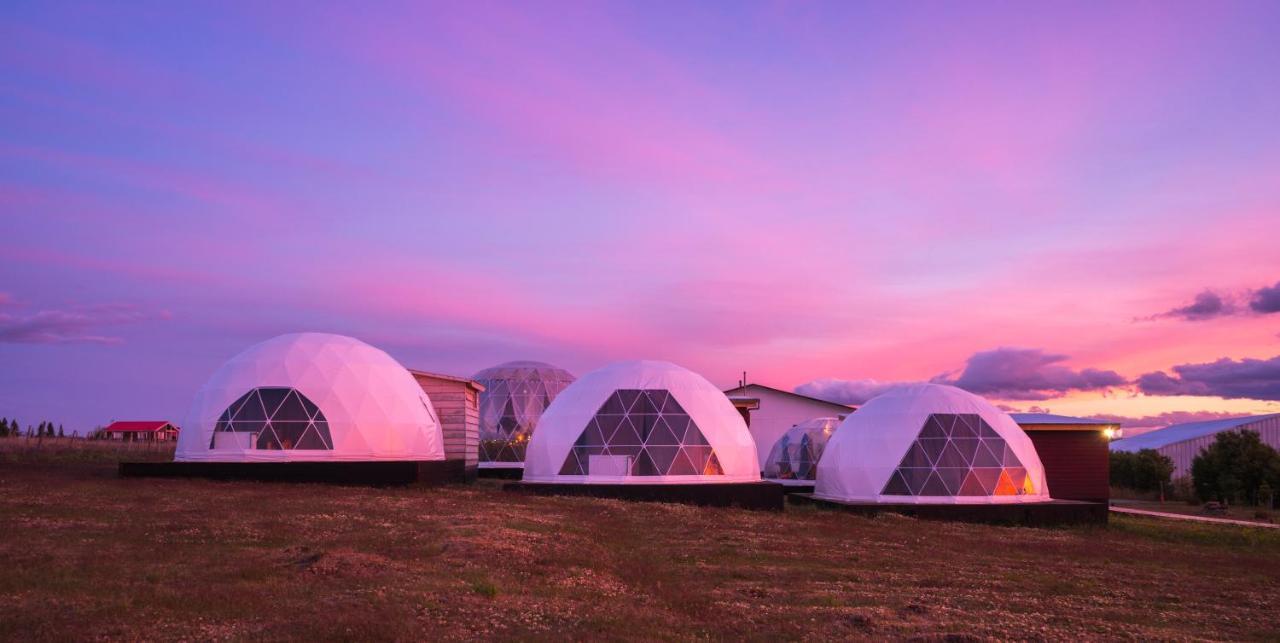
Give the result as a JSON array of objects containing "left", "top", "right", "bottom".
[{"left": 1103, "top": 428, "right": 1116, "bottom": 440}]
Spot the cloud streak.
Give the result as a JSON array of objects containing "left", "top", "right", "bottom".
[
  {"left": 1157, "top": 290, "right": 1233, "bottom": 321},
  {"left": 797, "top": 347, "right": 1126, "bottom": 404},
  {"left": 1136, "top": 355, "right": 1280, "bottom": 401},
  {"left": 0, "top": 302, "right": 166, "bottom": 345}
]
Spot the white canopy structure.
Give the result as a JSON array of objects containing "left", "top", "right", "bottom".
[
  {"left": 815, "top": 383, "right": 1050, "bottom": 504},
  {"left": 523, "top": 360, "right": 760, "bottom": 484},
  {"left": 473, "top": 360, "right": 576, "bottom": 468},
  {"left": 176, "top": 333, "right": 444, "bottom": 462},
  {"left": 763, "top": 417, "right": 840, "bottom": 485}
]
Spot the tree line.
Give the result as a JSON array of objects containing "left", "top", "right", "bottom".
[
  {"left": 1111, "top": 429, "right": 1280, "bottom": 507},
  {"left": 0, "top": 418, "right": 67, "bottom": 438}
]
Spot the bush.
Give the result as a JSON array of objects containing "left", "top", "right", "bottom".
[
  {"left": 1110, "top": 449, "right": 1175, "bottom": 493},
  {"left": 1191, "top": 430, "right": 1280, "bottom": 506}
]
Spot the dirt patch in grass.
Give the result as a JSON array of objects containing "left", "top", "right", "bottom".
[{"left": 1, "top": 463, "right": 1278, "bottom": 640}]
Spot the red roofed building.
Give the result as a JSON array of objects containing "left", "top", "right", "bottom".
[{"left": 101, "top": 421, "right": 180, "bottom": 442}]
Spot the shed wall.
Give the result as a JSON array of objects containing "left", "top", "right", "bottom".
[
  {"left": 1025, "top": 430, "right": 1110, "bottom": 503},
  {"left": 412, "top": 374, "right": 479, "bottom": 480}
]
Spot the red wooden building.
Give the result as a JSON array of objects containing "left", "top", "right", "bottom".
[
  {"left": 101, "top": 421, "right": 180, "bottom": 442},
  {"left": 1012, "top": 413, "right": 1119, "bottom": 503}
]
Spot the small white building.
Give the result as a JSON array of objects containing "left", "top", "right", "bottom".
[{"left": 721, "top": 383, "right": 854, "bottom": 470}]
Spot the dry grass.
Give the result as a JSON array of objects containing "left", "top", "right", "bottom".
[
  {"left": 1, "top": 462, "right": 1278, "bottom": 641},
  {"left": 0, "top": 436, "right": 175, "bottom": 464}
]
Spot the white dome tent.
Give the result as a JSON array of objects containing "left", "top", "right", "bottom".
[
  {"left": 763, "top": 417, "right": 840, "bottom": 486},
  {"left": 815, "top": 383, "right": 1050, "bottom": 504},
  {"left": 472, "top": 360, "right": 576, "bottom": 468},
  {"left": 175, "top": 333, "right": 445, "bottom": 462},
  {"left": 523, "top": 360, "right": 761, "bottom": 484}
]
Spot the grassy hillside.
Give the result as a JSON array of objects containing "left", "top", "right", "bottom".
[{"left": 1, "top": 462, "right": 1277, "bottom": 640}]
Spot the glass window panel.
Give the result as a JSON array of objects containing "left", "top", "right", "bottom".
[
  {"left": 615, "top": 390, "right": 641, "bottom": 413},
  {"left": 646, "top": 390, "right": 669, "bottom": 411},
  {"left": 935, "top": 441, "right": 969, "bottom": 468},
  {"left": 233, "top": 391, "right": 268, "bottom": 423},
  {"left": 703, "top": 453, "right": 723, "bottom": 475},
  {"left": 951, "top": 415, "right": 978, "bottom": 439},
  {"left": 882, "top": 470, "right": 912, "bottom": 495},
  {"left": 977, "top": 418, "right": 1001, "bottom": 438},
  {"left": 958, "top": 471, "right": 987, "bottom": 495},
  {"left": 935, "top": 467, "right": 968, "bottom": 495},
  {"left": 901, "top": 467, "right": 932, "bottom": 494},
  {"left": 972, "top": 468, "right": 1002, "bottom": 494},
  {"left": 951, "top": 438, "right": 980, "bottom": 463},
  {"left": 257, "top": 388, "right": 290, "bottom": 419},
  {"left": 918, "top": 438, "right": 948, "bottom": 464},
  {"left": 559, "top": 450, "right": 584, "bottom": 475},
  {"left": 270, "top": 421, "right": 309, "bottom": 448},
  {"left": 667, "top": 449, "right": 698, "bottom": 475},
  {"left": 919, "top": 415, "right": 948, "bottom": 439},
  {"left": 972, "top": 441, "right": 1003, "bottom": 467},
  {"left": 919, "top": 470, "right": 949, "bottom": 495},
  {"left": 600, "top": 392, "right": 627, "bottom": 415},
  {"left": 294, "top": 425, "right": 329, "bottom": 449},
  {"left": 899, "top": 442, "right": 932, "bottom": 468},
  {"left": 611, "top": 417, "right": 642, "bottom": 445},
  {"left": 994, "top": 470, "right": 1018, "bottom": 495},
  {"left": 646, "top": 418, "right": 679, "bottom": 445},
  {"left": 647, "top": 445, "right": 680, "bottom": 473},
  {"left": 1006, "top": 467, "right": 1027, "bottom": 490},
  {"left": 1002, "top": 444, "right": 1025, "bottom": 468},
  {"left": 631, "top": 449, "right": 659, "bottom": 476}
]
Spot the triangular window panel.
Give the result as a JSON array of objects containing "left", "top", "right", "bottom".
[
  {"left": 882, "top": 470, "right": 911, "bottom": 495},
  {"left": 919, "top": 415, "right": 948, "bottom": 439},
  {"left": 210, "top": 387, "right": 332, "bottom": 451},
  {"left": 880, "top": 413, "right": 1035, "bottom": 497},
  {"left": 951, "top": 414, "right": 978, "bottom": 439}
]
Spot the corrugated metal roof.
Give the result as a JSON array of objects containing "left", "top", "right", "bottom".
[
  {"left": 1110, "top": 414, "right": 1280, "bottom": 452},
  {"left": 1010, "top": 413, "right": 1118, "bottom": 426}
]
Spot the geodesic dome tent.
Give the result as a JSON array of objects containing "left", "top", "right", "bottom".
[
  {"left": 522, "top": 360, "right": 760, "bottom": 484},
  {"left": 473, "top": 360, "right": 575, "bottom": 467},
  {"left": 763, "top": 417, "right": 840, "bottom": 484},
  {"left": 175, "top": 333, "right": 444, "bottom": 462},
  {"left": 815, "top": 383, "right": 1050, "bottom": 504}
]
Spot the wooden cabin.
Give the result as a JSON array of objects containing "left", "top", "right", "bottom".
[
  {"left": 408, "top": 369, "right": 483, "bottom": 481},
  {"left": 101, "top": 421, "right": 180, "bottom": 442}
]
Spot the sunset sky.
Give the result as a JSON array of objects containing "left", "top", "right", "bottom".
[{"left": 2, "top": 1, "right": 1279, "bottom": 434}]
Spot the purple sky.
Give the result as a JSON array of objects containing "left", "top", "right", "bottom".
[{"left": 3, "top": 1, "right": 1280, "bottom": 433}]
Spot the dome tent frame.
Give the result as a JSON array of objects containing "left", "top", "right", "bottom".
[
  {"left": 763, "top": 417, "right": 840, "bottom": 491},
  {"left": 511, "top": 360, "right": 783, "bottom": 510},
  {"left": 798, "top": 384, "right": 1107, "bottom": 524},
  {"left": 122, "top": 333, "right": 468, "bottom": 486},
  {"left": 473, "top": 360, "right": 575, "bottom": 470},
  {"left": 815, "top": 383, "right": 1051, "bottom": 505}
]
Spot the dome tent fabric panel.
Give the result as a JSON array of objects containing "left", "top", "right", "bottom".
[
  {"left": 523, "top": 360, "right": 760, "bottom": 484},
  {"left": 815, "top": 384, "right": 1050, "bottom": 504},
  {"left": 473, "top": 361, "right": 576, "bottom": 465},
  {"left": 176, "top": 333, "right": 445, "bottom": 462}
]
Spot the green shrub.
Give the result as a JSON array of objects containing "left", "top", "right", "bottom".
[{"left": 1191, "top": 430, "right": 1280, "bottom": 506}]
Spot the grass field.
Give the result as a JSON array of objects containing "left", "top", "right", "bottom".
[{"left": 2, "top": 457, "right": 1279, "bottom": 640}]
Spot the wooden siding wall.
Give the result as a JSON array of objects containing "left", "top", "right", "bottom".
[
  {"left": 1026, "top": 430, "right": 1110, "bottom": 503},
  {"left": 413, "top": 375, "right": 479, "bottom": 474},
  {"left": 1156, "top": 416, "right": 1280, "bottom": 478}
]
